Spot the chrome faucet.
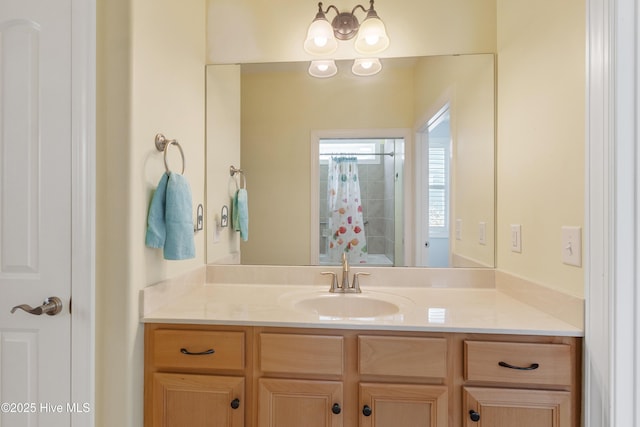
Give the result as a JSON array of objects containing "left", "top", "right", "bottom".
[
  {"left": 341, "top": 253, "right": 350, "bottom": 290},
  {"left": 321, "top": 253, "right": 370, "bottom": 293}
]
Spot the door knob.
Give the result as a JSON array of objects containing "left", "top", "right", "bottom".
[{"left": 11, "top": 297, "right": 63, "bottom": 316}]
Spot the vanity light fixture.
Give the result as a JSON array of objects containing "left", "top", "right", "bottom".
[
  {"left": 309, "top": 60, "right": 338, "bottom": 78},
  {"left": 351, "top": 58, "right": 382, "bottom": 76},
  {"left": 304, "top": 0, "right": 390, "bottom": 56}
]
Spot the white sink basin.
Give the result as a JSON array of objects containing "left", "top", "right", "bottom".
[
  {"left": 280, "top": 290, "right": 413, "bottom": 320},
  {"left": 295, "top": 294, "right": 400, "bottom": 318}
]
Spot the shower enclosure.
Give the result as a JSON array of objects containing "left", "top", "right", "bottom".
[{"left": 318, "top": 138, "right": 404, "bottom": 266}]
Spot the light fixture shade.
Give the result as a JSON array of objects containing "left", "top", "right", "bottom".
[
  {"left": 308, "top": 60, "right": 338, "bottom": 78},
  {"left": 352, "top": 58, "right": 382, "bottom": 76},
  {"left": 304, "top": 18, "right": 338, "bottom": 55},
  {"left": 354, "top": 16, "right": 389, "bottom": 54}
]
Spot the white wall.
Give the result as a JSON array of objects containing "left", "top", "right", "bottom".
[{"left": 96, "top": 0, "right": 206, "bottom": 425}]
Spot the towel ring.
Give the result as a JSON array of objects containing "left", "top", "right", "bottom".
[
  {"left": 230, "top": 165, "right": 246, "bottom": 189},
  {"left": 155, "top": 133, "right": 185, "bottom": 174}
]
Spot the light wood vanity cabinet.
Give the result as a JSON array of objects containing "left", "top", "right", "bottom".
[
  {"left": 144, "top": 325, "right": 250, "bottom": 427},
  {"left": 357, "top": 335, "right": 449, "bottom": 427},
  {"left": 461, "top": 339, "right": 579, "bottom": 427},
  {"left": 257, "top": 332, "right": 346, "bottom": 427},
  {"left": 145, "top": 324, "right": 581, "bottom": 427}
]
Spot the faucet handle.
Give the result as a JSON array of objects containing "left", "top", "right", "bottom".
[
  {"left": 350, "top": 272, "right": 371, "bottom": 293},
  {"left": 321, "top": 271, "right": 339, "bottom": 292}
]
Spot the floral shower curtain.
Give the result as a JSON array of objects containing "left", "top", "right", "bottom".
[{"left": 327, "top": 157, "right": 368, "bottom": 263}]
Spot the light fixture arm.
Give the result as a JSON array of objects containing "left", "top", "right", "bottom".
[
  {"left": 361, "top": 0, "right": 381, "bottom": 20},
  {"left": 350, "top": 3, "right": 368, "bottom": 16},
  {"left": 313, "top": 0, "right": 382, "bottom": 41},
  {"left": 315, "top": 2, "right": 340, "bottom": 20}
]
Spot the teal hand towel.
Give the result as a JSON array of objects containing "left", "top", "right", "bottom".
[
  {"left": 233, "top": 188, "right": 249, "bottom": 241},
  {"left": 164, "top": 172, "right": 195, "bottom": 260},
  {"left": 145, "top": 173, "right": 169, "bottom": 249},
  {"left": 145, "top": 172, "right": 195, "bottom": 260}
]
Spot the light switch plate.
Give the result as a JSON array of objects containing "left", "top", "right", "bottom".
[
  {"left": 510, "top": 224, "right": 522, "bottom": 253},
  {"left": 562, "top": 226, "right": 582, "bottom": 267},
  {"left": 479, "top": 222, "right": 486, "bottom": 245}
]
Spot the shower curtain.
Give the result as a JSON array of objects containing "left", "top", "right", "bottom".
[{"left": 327, "top": 157, "right": 368, "bottom": 263}]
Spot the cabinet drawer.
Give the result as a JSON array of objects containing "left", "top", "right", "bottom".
[
  {"left": 359, "top": 336, "right": 447, "bottom": 379},
  {"left": 260, "top": 333, "right": 344, "bottom": 376},
  {"left": 464, "top": 340, "right": 572, "bottom": 386},
  {"left": 152, "top": 329, "right": 245, "bottom": 371}
]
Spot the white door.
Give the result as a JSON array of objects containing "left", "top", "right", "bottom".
[{"left": 0, "top": 0, "right": 74, "bottom": 426}]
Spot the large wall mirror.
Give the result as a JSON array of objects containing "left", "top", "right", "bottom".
[{"left": 206, "top": 54, "right": 495, "bottom": 267}]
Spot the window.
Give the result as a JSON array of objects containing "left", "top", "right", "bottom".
[{"left": 428, "top": 141, "right": 449, "bottom": 235}]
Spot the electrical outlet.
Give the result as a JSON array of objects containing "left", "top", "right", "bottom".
[
  {"left": 510, "top": 224, "right": 522, "bottom": 253},
  {"left": 562, "top": 226, "right": 582, "bottom": 267}
]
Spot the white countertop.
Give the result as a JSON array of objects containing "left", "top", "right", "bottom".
[{"left": 141, "top": 282, "right": 583, "bottom": 337}]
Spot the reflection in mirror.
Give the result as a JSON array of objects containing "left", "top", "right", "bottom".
[
  {"left": 316, "top": 137, "right": 405, "bottom": 267},
  {"left": 422, "top": 107, "right": 451, "bottom": 267},
  {"left": 206, "top": 54, "right": 495, "bottom": 267}
]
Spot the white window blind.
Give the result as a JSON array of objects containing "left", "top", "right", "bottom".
[{"left": 428, "top": 144, "right": 449, "bottom": 234}]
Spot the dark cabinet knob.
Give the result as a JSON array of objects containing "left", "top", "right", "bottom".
[
  {"left": 230, "top": 398, "right": 240, "bottom": 409},
  {"left": 362, "top": 405, "right": 372, "bottom": 416},
  {"left": 332, "top": 403, "right": 341, "bottom": 414},
  {"left": 469, "top": 410, "right": 480, "bottom": 422}
]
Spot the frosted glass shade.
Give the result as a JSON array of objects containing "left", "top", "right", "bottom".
[
  {"left": 304, "top": 19, "right": 338, "bottom": 55},
  {"left": 351, "top": 58, "right": 382, "bottom": 76},
  {"left": 354, "top": 16, "right": 389, "bottom": 54},
  {"left": 308, "top": 60, "right": 338, "bottom": 78}
]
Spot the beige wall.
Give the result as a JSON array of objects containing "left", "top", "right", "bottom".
[
  {"left": 206, "top": 65, "right": 242, "bottom": 264},
  {"left": 207, "top": 0, "right": 496, "bottom": 64},
  {"left": 240, "top": 63, "right": 414, "bottom": 264},
  {"left": 413, "top": 55, "right": 496, "bottom": 267},
  {"left": 96, "top": 0, "right": 206, "bottom": 425},
  {"left": 496, "top": 0, "right": 585, "bottom": 297}
]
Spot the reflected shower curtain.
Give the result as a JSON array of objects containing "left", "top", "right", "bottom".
[{"left": 327, "top": 157, "right": 368, "bottom": 263}]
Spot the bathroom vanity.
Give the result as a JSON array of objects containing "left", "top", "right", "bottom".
[
  {"left": 144, "top": 324, "right": 580, "bottom": 427},
  {"left": 141, "top": 267, "right": 582, "bottom": 427}
]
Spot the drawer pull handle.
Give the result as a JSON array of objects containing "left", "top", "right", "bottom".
[
  {"left": 362, "top": 405, "right": 372, "bottom": 416},
  {"left": 180, "top": 348, "right": 215, "bottom": 356},
  {"left": 332, "top": 403, "right": 341, "bottom": 415},
  {"left": 230, "top": 398, "right": 240, "bottom": 409},
  {"left": 469, "top": 410, "right": 481, "bottom": 422},
  {"left": 498, "top": 361, "right": 539, "bottom": 370}
]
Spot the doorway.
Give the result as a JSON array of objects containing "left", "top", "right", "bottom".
[
  {"left": 417, "top": 105, "right": 451, "bottom": 267},
  {"left": 311, "top": 131, "right": 407, "bottom": 267}
]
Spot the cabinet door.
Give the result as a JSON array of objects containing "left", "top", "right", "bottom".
[
  {"left": 463, "top": 387, "right": 571, "bottom": 427},
  {"left": 258, "top": 378, "right": 343, "bottom": 427},
  {"left": 359, "top": 383, "right": 448, "bottom": 427},
  {"left": 151, "top": 373, "right": 244, "bottom": 427}
]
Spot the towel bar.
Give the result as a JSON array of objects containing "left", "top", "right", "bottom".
[{"left": 155, "top": 133, "right": 185, "bottom": 174}]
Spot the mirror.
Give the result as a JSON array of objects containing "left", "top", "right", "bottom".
[{"left": 207, "top": 54, "right": 495, "bottom": 267}]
